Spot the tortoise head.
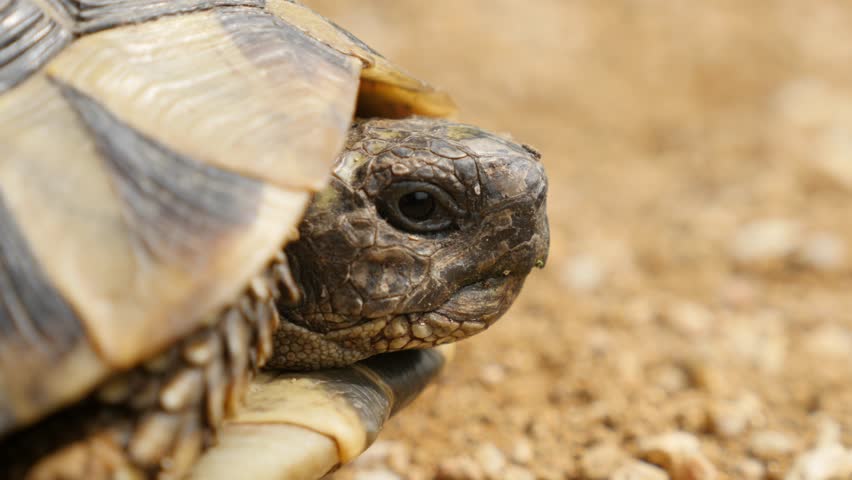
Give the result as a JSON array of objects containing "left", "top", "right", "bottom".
[{"left": 270, "top": 117, "right": 549, "bottom": 369}]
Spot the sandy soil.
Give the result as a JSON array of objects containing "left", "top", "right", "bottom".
[{"left": 304, "top": 2, "right": 852, "bottom": 479}]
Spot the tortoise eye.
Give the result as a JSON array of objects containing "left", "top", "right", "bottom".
[
  {"left": 378, "top": 181, "right": 462, "bottom": 233},
  {"left": 398, "top": 191, "right": 435, "bottom": 221}
]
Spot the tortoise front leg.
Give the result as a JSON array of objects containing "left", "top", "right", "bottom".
[
  {"left": 18, "top": 347, "right": 452, "bottom": 480},
  {"left": 190, "top": 346, "right": 453, "bottom": 480}
]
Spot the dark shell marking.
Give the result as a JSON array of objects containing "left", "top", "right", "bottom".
[
  {"left": 0, "top": 192, "right": 83, "bottom": 361},
  {"left": 0, "top": 191, "right": 99, "bottom": 437},
  {"left": 57, "top": 82, "right": 262, "bottom": 266},
  {"left": 0, "top": 1, "right": 71, "bottom": 93}
]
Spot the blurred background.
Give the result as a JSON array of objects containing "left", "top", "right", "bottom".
[{"left": 304, "top": 2, "right": 852, "bottom": 479}]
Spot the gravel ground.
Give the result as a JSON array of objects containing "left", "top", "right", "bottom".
[{"left": 304, "top": 2, "right": 852, "bottom": 479}]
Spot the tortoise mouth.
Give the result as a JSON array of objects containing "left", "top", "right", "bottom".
[
  {"left": 314, "top": 274, "right": 524, "bottom": 351},
  {"left": 267, "top": 273, "right": 526, "bottom": 370},
  {"left": 433, "top": 274, "right": 525, "bottom": 327}
]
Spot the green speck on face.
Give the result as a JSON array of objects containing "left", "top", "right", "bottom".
[
  {"left": 312, "top": 186, "right": 338, "bottom": 210},
  {"left": 373, "top": 129, "right": 407, "bottom": 140},
  {"left": 446, "top": 125, "right": 482, "bottom": 141},
  {"left": 334, "top": 151, "right": 367, "bottom": 183}
]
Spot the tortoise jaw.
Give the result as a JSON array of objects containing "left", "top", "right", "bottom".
[
  {"left": 402, "top": 274, "right": 527, "bottom": 345},
  {"left": 266, "top": 273, "right": 526, "bottom": 371},
  {"left": 432, "top": 274, "right": 525, "bottom": 328}
]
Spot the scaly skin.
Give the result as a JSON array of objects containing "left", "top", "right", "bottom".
[{"left": 271, "top": 117, "right": 550, "bottom": 369}]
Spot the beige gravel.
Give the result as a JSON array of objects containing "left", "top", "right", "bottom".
[{"left": 304, "top": 2, "right": 852, "bottom": 479}]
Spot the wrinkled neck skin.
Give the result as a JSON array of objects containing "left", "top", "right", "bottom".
[{"left": 268, "top": 117, "right": 549, "bottom": 370}]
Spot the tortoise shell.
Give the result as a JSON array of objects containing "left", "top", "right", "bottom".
[{"left": 0, "top": 0, "right": 454, "bottom": 437}]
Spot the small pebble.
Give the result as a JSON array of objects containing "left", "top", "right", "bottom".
[
  {"left": 730, "top": 218, "right": 800, "bottom": 265},
  {"left": 718, "top": 276, "right": 759, "bottom": 308},
  {"left": 474, "top": 443, "right": 507, "bottom": 479},
  {"left": 510, "top": 438, "right": 534, "bottom": 465},
  {"left": 386, "top": 442, "right": 411, "bottom": 473},
  {"left": 641, "top": 431, "right": 698, "bottom": 453},
  {"left": 804, "top": 324, "right": 852, "bottom": 358},
  {"left": 586, "top": 327, "right": 614, "bottom": 354},
  {"left": 797, "top": 232, "right": 847, "bottom": 271},
  {"left": 653, "top": 364, "right": 690, "bottom": 394},
  {"left": 664, "top": 301, "right": 714, "bottom": 335},
  {"left": 725, "top": 313, "right": 789, "bottom": 373},
  {"left": 734, "top": 458, "right": 765, "bottom": 480},
  {"left": 502, "top": 348, "right": 536, "bottom": 373},
  {"left": 405, "top": 467, "right": 429, "bottom": 480},
  {"left": 622, "top": 297, "right": 657, "bottom": 326},
  {"left": 777, "top": 77, "right": 852, "bottom": 189},
  {"left": 500, "top": 465, "right": 535, "bottom": 480},
  {"left": 639, "top": 431, "right": 718, "bottom": 480},
  {"left": 775, "top": 78, "right": 852, "bottom": 191},
  {"left": 815, "top": 417, "right": 842, "bottom": 446},
  {"left": 436, "top": 456, "right": 484, "bottom": 480},
  {"left": 815, "top": 131, "right": 852, "bottom": 191},
  {"left": 708, "top": 393, "right": 763, "bottom": 437},
  {"left": 749, "top": 430, "right": 797, "bottom": 460},
  {"left": 479, "top": 364, "right": 507, "bottom": 386},
  {"left": 684, "top": 362, "right": 727, "bottom": 394},
  {"left": 614, "top": 351, "right": 644, "bottom": 386},
  {"left": 785, "top": 443, "right": 852, "bottom": 480},
  {"left": 560, "top": 253, "right": 606, "bottom": 292},
  {"left": 610, "top": 461, "right": 669, "bottom": 480},
  {"left": 353, "top": 467, "right": 401, "bottom": 480},
  {"left": 531, "top": 465, "right": 569, "bottom": 480},
  {"left": 580, "top": 443, "right": 627, "bottom": 479}
]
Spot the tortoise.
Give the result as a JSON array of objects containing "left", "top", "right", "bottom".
[{"left": 0, "top": 1, "right": 550, "bottom": 478}]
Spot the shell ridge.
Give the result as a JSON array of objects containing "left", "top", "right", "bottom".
[
  {"left": 0, "top": 1, "right": 71, "bottom": 93},
  {"left": 54, "top": 78, "right": 264, "bottom": 269}
]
